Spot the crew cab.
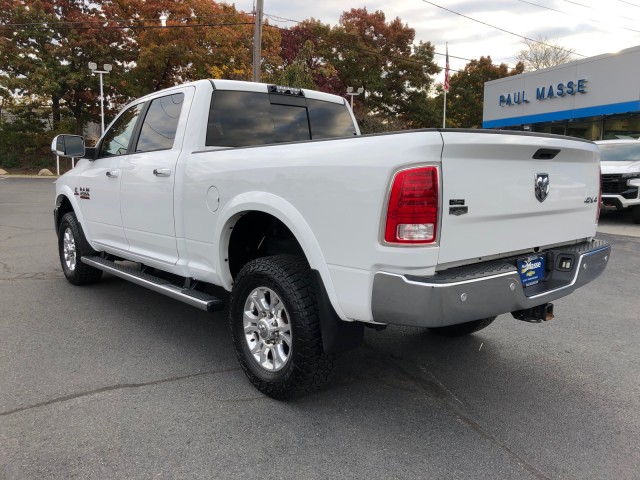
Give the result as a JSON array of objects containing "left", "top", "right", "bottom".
[{"left": 52, "top": 79, "right": 610, "bottom": 398}]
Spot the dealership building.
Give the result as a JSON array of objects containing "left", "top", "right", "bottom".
[{"left": 482, "top": 45, "right": 640, "bottom": 140}]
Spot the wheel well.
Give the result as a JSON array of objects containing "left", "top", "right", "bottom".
[
  {"left": 55, "top": 195, "right": 75, "bottom": 232},
  {"left": 228, "top": 212, "right": 305, "bottom": 279}
]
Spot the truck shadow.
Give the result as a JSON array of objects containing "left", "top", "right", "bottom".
[{"left": 62, "top": 274, "right": 633, "bottom": 478}]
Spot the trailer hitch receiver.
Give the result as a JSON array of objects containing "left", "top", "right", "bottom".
[{"left": 511, "top": 303, "right": 554, "bottom": 323}]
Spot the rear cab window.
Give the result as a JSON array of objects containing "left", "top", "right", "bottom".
[{"left": 206, "top": 88, "right": 356, "bottom": 148}]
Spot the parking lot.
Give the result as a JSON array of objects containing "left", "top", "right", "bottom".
[{"left": 1, "top": 177, "right": 639, "bottom": 479}]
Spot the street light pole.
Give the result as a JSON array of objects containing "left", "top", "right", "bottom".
[
  {"left": 88, "top": 62, "right": 112, "bottom": 134},
  {"left": 346, "top": 87, "right": 364, "bottom": 110}
]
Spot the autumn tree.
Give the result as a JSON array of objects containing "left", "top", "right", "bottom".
[
  {"left": 516, "top": 36, "right": 576, "bottom": 71},
  {"left": 277, "top": 19, "right": 340, "bottom": 93},
  {"left": 107, "top": 0, "right": 281, "bottom": 97},
  {"left": 268, "top": 40, "right": 322, "bottom": 89},
  {"left": 331, "top": 8, "right": 439, "bottom": 123},
  {"left": 0, "top": 0, "right": 127, "bottom": 131},
  {"left": 276, "top": 9, "right": 440, "bottom": 131},
  {"left": 0, "top": 0, "right": 130, "bottom": 170},
  {"left": 444, "top": 56, "right": 524, "bottom": 129}
]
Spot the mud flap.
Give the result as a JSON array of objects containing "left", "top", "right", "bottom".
[{"left": 310, "top": 270, "right": 364, "bottom": 354}]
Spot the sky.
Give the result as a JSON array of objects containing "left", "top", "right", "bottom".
[{"left": 234, "top": 0, "right": 640, "bottom": 82}]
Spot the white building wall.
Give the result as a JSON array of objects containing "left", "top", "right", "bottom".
[{"left": 483, "top": 45, "right": 640, "bottom": 128}]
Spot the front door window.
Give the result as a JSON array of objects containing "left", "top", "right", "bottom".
[{"left": 98, "top": 103, "right": 144, "bottom": 157}]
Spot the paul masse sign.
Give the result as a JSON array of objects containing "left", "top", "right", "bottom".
[{"left": 499, "top": 79, "right": 587, "bottom": 107}]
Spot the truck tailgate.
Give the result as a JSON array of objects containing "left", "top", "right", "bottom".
[{"left": 437, "top": 131, "right": 600, "bottom": 266}]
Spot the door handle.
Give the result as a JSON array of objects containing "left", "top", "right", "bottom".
[
  {"left": 106, "top": 170, "right": 120, "bottom": 178},
  {"left": 153, "top": 168, "right": 171, "bottom": 177}
]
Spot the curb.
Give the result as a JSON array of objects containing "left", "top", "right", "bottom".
[{"left": 0, "top": 175, "right": 60, "bottom": 179}]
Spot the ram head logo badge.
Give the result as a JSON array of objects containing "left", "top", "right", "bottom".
[{"left": 535, "top": 173, "right": 550, "bottom": 203}]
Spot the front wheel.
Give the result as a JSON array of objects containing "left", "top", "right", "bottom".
[
  {"left": 428, "top": 316, "right": 496, "bottom": 337},
  {"left": 229, "top": 255, "right": 333, "bottom": 399},
  {"left": 631, "top": 205, "right": 640, "bottom": 224},
  {"left": 57, "top": 212, "right": 103, "bottom": 285}
]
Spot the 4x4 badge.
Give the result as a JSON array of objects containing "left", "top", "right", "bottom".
[{"left": 535, "top": 173, "right": 549, "bottom": 203}]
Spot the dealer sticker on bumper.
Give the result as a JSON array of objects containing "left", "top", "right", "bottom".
[{"left": 518, "top": 256, "right": 545, "bottom": 287}]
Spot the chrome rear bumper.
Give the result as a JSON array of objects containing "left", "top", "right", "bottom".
[{"left": 371, "top": 239, "right": 610, "bottom": 328}]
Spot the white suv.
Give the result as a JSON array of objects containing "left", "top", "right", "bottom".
[{"left": 596, "top": 139, "right": 640, "bottom": 224}]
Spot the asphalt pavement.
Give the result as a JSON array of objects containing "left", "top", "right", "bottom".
[{"left": 1, "top": 177, "right": 639, "bottom": 479}]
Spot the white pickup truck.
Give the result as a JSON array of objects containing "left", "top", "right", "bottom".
[{"left": 52, "top": 79, "right": 610, "bottom": 398}]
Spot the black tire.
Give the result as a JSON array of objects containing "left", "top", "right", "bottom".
[
  {"left": 229, "top": 255, "right": 334, "bottom": 399},
  {"left": 632, "top": 206, "right": 640, "bottom": 224},
  {"left": 57, "top": 212, "right": 103, "bottom": 285},
  {"left": 428, "top": 316, "right": 496, "bottom": 337}
]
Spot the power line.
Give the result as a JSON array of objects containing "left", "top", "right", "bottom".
[
  {"left": 562, "top": 0, "right": 589, "bottom": 8},
  {"left": 264, "top": 13, "right": 299, "bottom": 24},
  {"left": 418, "top": 0, "right": 587, "bottom": 58},
  {"left": 265, "top": 23, "right": 517, "bottom": 84},
  {"left": 0, "top": 13, "right": 247, "bottom": 29},
  {"left": 517, "top": 0, "right": 639, "bottom": 28},
  {"left": 0, "top": 21, "right": 255, "bottom": 32},
  {"left": 265, "top": 12, "right": 520, "bottom": 70},
  {"left": 2, "top": 8, "right": 523, "bottom": 70},
  {"left": 1, "top": 9, "right": 520, "bottom": 84}
]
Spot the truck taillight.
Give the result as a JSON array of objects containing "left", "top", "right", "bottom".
[{"left": 385, "top": 166, "right": 438, "bottom": 244}]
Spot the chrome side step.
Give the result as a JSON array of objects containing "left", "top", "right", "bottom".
[{"left": 81, "top": 256, "right": 224, "bottom": 312}]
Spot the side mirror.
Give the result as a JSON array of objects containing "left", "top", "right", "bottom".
[{"left": 51, "top": 134, "right": 85, "bottom": 158}]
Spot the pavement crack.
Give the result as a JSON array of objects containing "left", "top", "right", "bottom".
[
  {"left": 0, "top": 261, "right": 10, "bottom": 275},
  {"left": 0, "top": 367, "right": 241, "bottom": 417},
  {"left": 362, "top": 343, "right": 550, "bottom": 480},
  {"left": 0, "top": 224, "right": 52, "bottom": 232},
  {"left": 0, "top": 271, "right": 64, "bottom": 281},
  {"left": 0, "top": 228, "right": 52, "bottom": 247}
]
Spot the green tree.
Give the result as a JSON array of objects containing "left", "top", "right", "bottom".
[
  {"left": 277, "top": 19, "right": 341, "bottom": 93},
  {"left": 445, "top": 57, "right": 524, "bottom": 128},
  {"left": 330, "top": 8, "right": 439, "bottom": 124},
  {"left": 107, "top": 0, "right": 282, "bottom": 97},
  {"left": 276, "top": 9, "right": 440, "bottom": 130},
  {"left": 0, "top": 0, "right": 127, "bottom": 131},
  {"left": 268, "top": 40, "right": 320, "bottom": 89}
]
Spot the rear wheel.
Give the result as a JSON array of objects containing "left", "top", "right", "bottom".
[
  {"left": 229, "top": 255, "right": 333, "bottom": 399},
  {"left": 428, "top": 317, "right": 496, "bottom": 337},
  {"left": 631, "top": 205, "right": 640, "bottom": 224},
  {"left": 57, "top": 212, "right": 102, "bottom": 285}
]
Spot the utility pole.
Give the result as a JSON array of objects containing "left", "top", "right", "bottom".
[
  {"left": 443, "top": 42, "right": 449, "bottom": 129},
  {"left": 252, "top": 0, "right": 264, "bottom": 82}
]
